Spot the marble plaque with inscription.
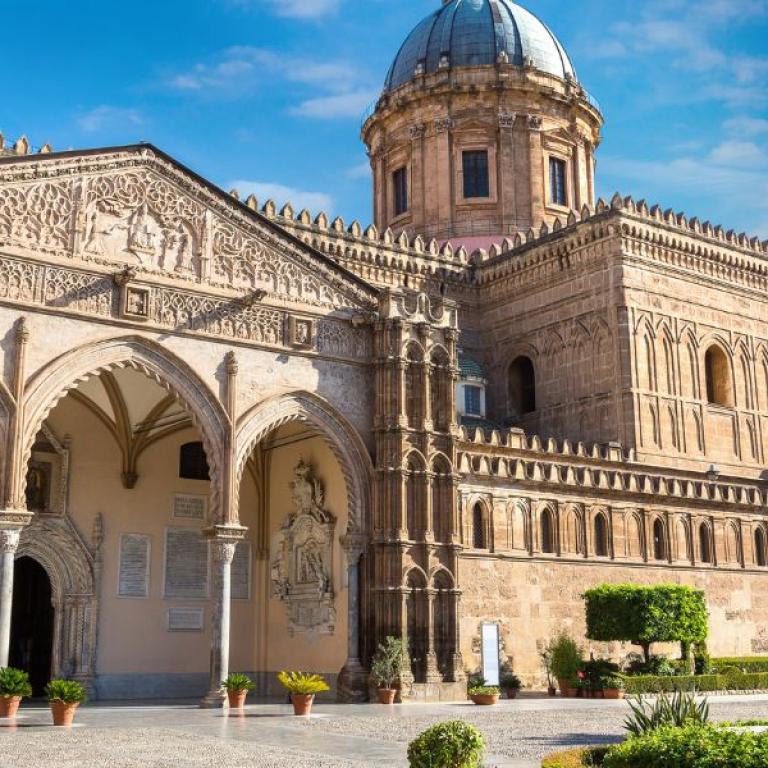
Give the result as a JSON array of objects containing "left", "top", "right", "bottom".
[
  {"left": 231, "top": 541, "right": 251, "bottom": 601},
  {"left": 163, "top": 527, "right": 209, "bottom": 599},
  {"left": 118, "top": 533, "right": 150, "bottom": 598},
  {"left": 167, "top": 607, "right": 204, "bottom": 632},
  {"left": 172, "top": 493, "right": 207, "bottom": 521}
]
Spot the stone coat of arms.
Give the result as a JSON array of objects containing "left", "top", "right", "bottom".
[{"left": 270, "top": 460, "right": 336, "bottom": 636}]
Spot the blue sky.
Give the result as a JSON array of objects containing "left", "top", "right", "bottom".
[{"left": 1, "top": 0, "right": 766, "bottom": 237}]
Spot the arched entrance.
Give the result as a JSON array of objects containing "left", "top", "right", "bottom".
[{"left": 10, "top": 557, "right": 54, "bottom": 696}]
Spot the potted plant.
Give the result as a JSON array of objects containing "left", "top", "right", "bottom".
[
  {"left": 601, "top": 675, "right": 626, "bottom": 700},
  {"left": 468, "top": 684, "right": 500, "bottom": 706},
  {"left": 45, "top": 679, "right": 87, "bottom": 726},
  {"left": 500, "top": 673, "right": 522, "bottom": 700},
  {"left": 277, "top": 671, "right": 329, "bottom": 716},
  {"left": 370, "top": 636, "right": 405, "bottom": 704},
  {"left": 223, "top": 673, "right": 255, "bottom": 709},
  {"left": 541, "top": 647, "right": 557, "bottom": 696},
  {"left": 548, "top": 633, "right": 583, "bottom": 696},
  {"left": 0, "top": 667, "right": 32, "bottom": 718}
]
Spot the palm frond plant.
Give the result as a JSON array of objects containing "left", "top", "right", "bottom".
[
  {"left": 624, "top": 691, "right": 709, "bottom": 736},
  {"left": 277, "top": 671, "right": 330, "bottom": 716},
  {"left": 223, "top": 673, "right": 255, "bottom": 709},
  {"left": 45, "top": 679, "right": 87, "bottom": 726},
  {"left": 0, "top": 667, "right": 32, "bottom": 718}
]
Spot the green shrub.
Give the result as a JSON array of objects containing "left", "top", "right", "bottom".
[
  {"left": 584, "top": 584, "right": 708, "bottom": 663},
  {"left": 223, "top": 673, "right": 255, "bottom": 692},
  {"left": 624, "top": 692, "right": 709, "bottom": 736},
  {"left": 601, "top": 676, "right": 625, "bottom": 691},
  {"left": 276, "top": 671, "right": 330, "bottom": 695},
  {"left": 0, "top": 667, "right": 32, "bottom": 698},
  {"left": 407, "top": 721, "right": 484, "bottom": 768},
  {"left": 500, "top": 673, "right": 522, "bottom": 690},
  {"left": 710, "top": 656, "right": 768, "bottom": 674},
  {"left": 541, "top": 746, "right": 610, "bottom": 767},
  {"left": 603, "top": 725, "right": 768, "bottom": 768},
  {"left": 371, "top": 636, "right": 407, "bottom": 689},
  {"left": 622, "top": 672, "right": 768, "bottom": 695},
  {"left": 45, "top": 679, "right": 87, "bottom": 704},
  {"left": 467, "top": 685, "right": 500, "bottom": 696},
  {"left": 549, "top": 633, "right": 583, "bottom": 681}
]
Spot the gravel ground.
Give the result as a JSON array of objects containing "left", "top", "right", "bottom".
[
  {"left": 1, "top": 698, "right": 767, "bottom": 767},
  {"left": 0, "top": 728, "right": 377, "bottom": 768}
]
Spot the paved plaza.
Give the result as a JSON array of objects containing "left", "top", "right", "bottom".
[{"left": 2, "top": 694, "right": 768, "bottom": 767}]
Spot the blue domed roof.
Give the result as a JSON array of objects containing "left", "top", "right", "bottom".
[{"left": 385, "top": 0, "right": 576, "bottom": 91}]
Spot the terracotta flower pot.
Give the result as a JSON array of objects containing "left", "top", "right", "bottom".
[
  {"left": 377, "top": 688, "right": 397, "bottom": 705},
  {"left": 0, "top": 696, "right": 21, "bottom": 718},
  {"left": 557, "top": 678, "right": 571, "bottom": 697},
  {"left": 227, "top": 689, "right": 248, "bottom": 709},
  {"left": 547, "top": 686, "right": 557, "bottom": 697},
  {"left": 50, "top": 701, "right": 79, "bottom": 726},
  {"left": 470, "top": 693, "right": 499, "bottom": 706},
  {"left": 603, "top": 688, "right": 625, "bottom": 700},
  {"left": 504, "top": 689, "right": 518, "bottom": 700},
  {"left": 291, "top": 693, "right": 314, "bottom": 716}
]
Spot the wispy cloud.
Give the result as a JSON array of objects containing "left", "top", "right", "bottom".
[
  {"left": 77, "top": 106, "right": 144, "bottom": 133},
  {"left": 227, "top": 179, "right": 333, "bottom": 212},
  {"left": 263, "top": 0, "right": 340, "bottom": 19},
  {"left": 168, "top": 46, "right": 374, "bottom": 118},
  {"left": 345, "top": 160, "right": 371, "bottom": 180}
]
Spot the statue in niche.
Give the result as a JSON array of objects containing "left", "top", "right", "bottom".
[
  {"left": 270, "top": 459, "right": 336, "bottom": 636},
  {"left": 25, "top": 461, "right": 52, "bottom": 513}
]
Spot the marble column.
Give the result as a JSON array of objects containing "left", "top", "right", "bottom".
[
  {"left": 425, "top": 589, "right": 442, "bottom": 684},
  {"left": 337, "top": 532, "right": 368, "bottom": 702},
  {"left": 0, "top": 528, "right": 21, "bottom": 668},
  {"left": 201, "top": 536, "right": 238, "bottom": 708}
]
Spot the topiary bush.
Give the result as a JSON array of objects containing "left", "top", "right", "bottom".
[
  {"left": 603, "top": 724, "right": 768, "bottom": 768},
  {"left": 622, "top": 671, "right": 768, "bottom": 695},
  {"left": 584, "top": 584, "right": 708, "bottom": 663},
  {"left": 407, "top": 721, "right": 484, "bottom": 768},
  {"left": 710, "top": 656, "right": 768, "bottom": 674}
]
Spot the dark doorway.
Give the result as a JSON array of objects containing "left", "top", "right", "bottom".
[{"left": 9, "top": 557, "right": 54, "bottom": 696}]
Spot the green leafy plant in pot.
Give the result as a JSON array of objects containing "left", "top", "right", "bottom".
[
  {"left": 0, "top": 667, "right": 32, "bottom": 718},
  {"left": 468, "top": 684, "right": 501, "bottom": 706},
  {"left": 223, "top": 673, "right": 255, "bottom": 709},
  {"left": 371, "top": 636, "right": 406, "bottom": 704},
  {"left": 548, "top": 633, "right": 583, "bottom": 696},
  {"left": 601, "top": 674, "right": 626, "bottom": 700},
  {"left": 500, "top": 673, "right": 522, "bottom": 699},
  {"left": 277, "top": 671, "right": 329, "bottom": 716},
  {"left": 45, "top": 679, "right": 87, "bottom": 726}
]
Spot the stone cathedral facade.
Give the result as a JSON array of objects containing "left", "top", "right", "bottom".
[{"left": 0, "top": 0, "right": 767, "bottom": 704}]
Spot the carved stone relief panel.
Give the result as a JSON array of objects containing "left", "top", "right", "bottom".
[{"left": 270, "top": 460, "right": 336, "bottom": 636}]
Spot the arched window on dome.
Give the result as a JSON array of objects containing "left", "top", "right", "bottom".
[
  {"left": 509, "top": 356, "right": 536, "bottom": 416},
  {"left": 704, "top": 345, "right": 732, "bottom": 407},
  {"left": 653, "top": 518, "right": 667, "bottom": 561},
  {"left": 699, "top": 523, "right": 713, "bottom": 565}
]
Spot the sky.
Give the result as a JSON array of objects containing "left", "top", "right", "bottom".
[{"left": 1, "top": 0, "right": 766, "bottom": 237}]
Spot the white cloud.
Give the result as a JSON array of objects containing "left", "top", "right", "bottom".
[
  {"left": 227, "top": 179, "right": 333, "bottom": 212},
  {"left": 77, "top": 106, "right": 144, "bottom": 133},
  {"left": 290, "top": 89, "right": 377, "bottom": 119},
  {"left": 346, "top": 160, "right": 371, "bottom": 180},
  {"left": 709, "top": 140, "right": 767, "bottom": 168},
  {"left": 724, "top": 116, "right": 768, "bottom": 136},
  {"left": 263, "top": 0, "right": 340, "bottom": 19}
]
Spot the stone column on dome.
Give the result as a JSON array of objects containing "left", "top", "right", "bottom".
[
  {"left": 337, "top": 531, "right": 368, "bottom": 701},
  {"left": 409, "top": 123, "right": 426, "bottom": 236},
  {"left": 434, "top": 117, "right": 454, "bottom": 239},
  {"left": 527, "top": 115, "right": 545, "bottom": 228},
  {"left": 0, "top": 526, "right": 22, "bottom": 668}
]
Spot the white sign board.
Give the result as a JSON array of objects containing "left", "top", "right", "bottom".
[
  {"left": 167, "top": 607, "right": 204, "bottom": 632},
  {"left": 163, "top": 527, "right": 209, "bottom": 599},
  {"left": 481, "top": 623, "right": 500, "bottom": 686},
  {"left": 117, "top": 534, "right": 151, "bottom": 598},
  {"left": 172, "top": 493, "right": 207, "bottom": 521}
]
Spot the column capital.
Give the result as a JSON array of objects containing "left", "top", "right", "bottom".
[
  {"left": 340, "top": 531, "right": 368, "bottom": 562},
  {"left": 0, "top": 528, "right": 21, "bottom": 554}
]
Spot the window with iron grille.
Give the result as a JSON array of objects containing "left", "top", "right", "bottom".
[
  {"left": 462, "top": 150, "right": 490, "bottom": 198},
  {"left": 464, "top": 385, "right": 482, "bottom": 416},
  {"left": 393, "top": 167, "right": 408, "bottom": 216},
  {"left": 549, "top": 157, "right": 567, "bottom": 206}
]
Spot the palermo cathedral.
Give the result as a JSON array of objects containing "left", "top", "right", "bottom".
[{"left": 0, "top": 0, "right": 766, "bottom": 705}]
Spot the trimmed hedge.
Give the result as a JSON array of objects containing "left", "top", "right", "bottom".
[
  {"left": 602, "top": 725, "right": 768, "bottom": 768},
  {"left": 710, "top": 657, "right": 768, "bottom": 674},
  {"left": 541, "top": 747, "right": 609, "bottom": 767},
  {"left": 623, "top": 672, "right": 768, "bottom": 695}
]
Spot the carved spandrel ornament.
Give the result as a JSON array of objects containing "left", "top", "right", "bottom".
[{"left": 270, "top": 460, "right": 336, "bottom": 636}]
